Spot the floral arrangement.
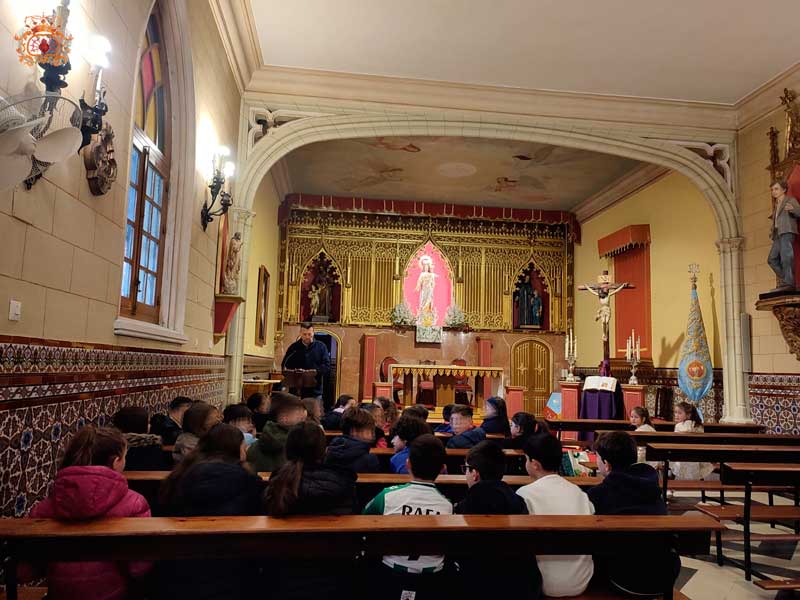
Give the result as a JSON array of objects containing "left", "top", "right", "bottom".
[
  {"left": 390, "top": 302, "right": 415, "bottom": 327},
  {"left": 444, "top": 303, "right": 467, "bottom": 329}
]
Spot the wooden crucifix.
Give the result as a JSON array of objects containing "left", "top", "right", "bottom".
[{"left": 578, "top": 270, "right": 633, "bottom": 363}]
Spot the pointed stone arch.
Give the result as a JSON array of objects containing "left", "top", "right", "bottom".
[{"left": 228, "top": 111, "right": 746, "bottom": 422}]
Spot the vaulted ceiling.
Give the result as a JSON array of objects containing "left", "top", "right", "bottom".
[
  {"left": 250, "top": 0, "right": 800, "bottom": 104},
  {"left": 283, "top": 136, "right": 641, "bottom": 211}
]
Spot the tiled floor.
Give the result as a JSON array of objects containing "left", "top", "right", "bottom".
[{"left": 672, "top": 491, "right": 799, "bottom": 600}]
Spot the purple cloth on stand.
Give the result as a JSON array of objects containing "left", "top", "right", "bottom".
[{"left": 579, "top": 387, "right": 624, "bottom": 441}]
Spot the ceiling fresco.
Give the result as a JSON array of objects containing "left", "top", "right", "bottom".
[{"left": 283, "top": 136, "right": 642, "bottom": 210}]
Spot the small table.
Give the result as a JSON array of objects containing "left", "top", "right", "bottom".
[
  {"left": 242, "top": 379, "right": 281, "bottom": 401},
  {"left": 389, "top": 363, "right": 503, "bottom": 406}
]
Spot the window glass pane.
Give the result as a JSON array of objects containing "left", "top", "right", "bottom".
[
  {"left": 143, "top": 202, "right": 152, "bottom": 233},
  {"left": 130, "top": 148, "right": 140, "bottom": 184},
  {"left": 127, "top": 187, "right": 137, "bottom": 222},
  {"left": 140, "top": 237, "right": 150, "bottom": 268},
  {"left": 148, "top": 240, "right": 159, "bottom": 271},
  {"left": 149, "top": 207, "right": 161, "bottom": 237},
  {"left": 146, "top": 273, "right": 156, "bottom": 305},
  {"left": 125, "top": 224, "right": 134, "bottom": 259},
  {"left": 152, "top": 172, "right": 163, "bottom": 206},
  {"left": 147, "top": 167, "right": 155, "bottom": 197},
  {"left": 137, "top": 272, "right": 147, "bottom": 303},
  {"left": 121, "top": 261, "right": 131, "bottom": 297}
]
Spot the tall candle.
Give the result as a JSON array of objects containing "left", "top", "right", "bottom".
[{"left": 637, "top": 336, "right": 641, "bottom": 361}]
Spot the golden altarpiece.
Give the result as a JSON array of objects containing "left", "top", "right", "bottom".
[{"left": 275, "top": 194, "right": 577, "bottom": 412}]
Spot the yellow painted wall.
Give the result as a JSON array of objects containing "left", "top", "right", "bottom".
[
  {"left": 738, "top": 108, "right": 800, "bottom": 374},
  {"left": 574, "top": 172, "right": 723, "bottom": 369},
  {"left": 243, "top": 175, "right": 282, "bottom": 359}
]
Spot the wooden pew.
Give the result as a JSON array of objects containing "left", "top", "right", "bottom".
[
  {"left": 601, "top": 431, "right": 800, "bottom": 447},
  {"left": 125, "top": 470, "right": 601, "bottom": 510},
  {"left": 547, "top": 418, "right": 766, "bottom": 435},
  {"left": 697, "top": 462, "right": 800, "bottom": 583},
  {"left": 322, "top": 430, "right": 506, "bottom": 441},
  {"left": 0, "top": 514, "right": 722, "bottom": 600},
  {"left": 369, "top": 446, "right": 526, "bottom": 474},
  {"left": 645, "top": 443, "right": 800, "bottom": 500}
]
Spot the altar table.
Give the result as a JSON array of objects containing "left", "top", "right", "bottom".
[{"left": 389, "top": 363, "right": 503, "bottom": 406}]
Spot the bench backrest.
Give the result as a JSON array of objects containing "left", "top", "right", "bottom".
[
  {"left": 603, "top": 431, "right": 800, "bottom": 447},
  {"left": 0, "top": 514, "right": 721, "bottom": 562},
  {"left": 720, "top": 463, "right": 800, "bottom": 486},
  {"left": 645, "top": 443, "right": 800, "bottom": 463}
]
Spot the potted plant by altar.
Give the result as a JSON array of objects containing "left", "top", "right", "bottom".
[
  {"left": 390, "top": 302, "right": 415, "bottom": 332},
  {"left": 444, "top": 304, "right": 470, "bottom": 333}
]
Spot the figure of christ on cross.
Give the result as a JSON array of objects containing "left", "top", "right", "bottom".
[{"left": 578, "top": 271, "right": 632, "bottom": 364}]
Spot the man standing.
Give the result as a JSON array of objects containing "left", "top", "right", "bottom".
[
  {"left": 281, "top": 323, "right": 331, "bottom": 399},
  {"left": 768, "top": 179, "right": 800, "bottom": 290}
]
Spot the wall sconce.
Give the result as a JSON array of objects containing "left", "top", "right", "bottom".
[
  {"left": 79, "top": 35, "right": 111, "bottom": 150},
  {"left": 201, "top": 147, "right": 234, "bottom": 231}
]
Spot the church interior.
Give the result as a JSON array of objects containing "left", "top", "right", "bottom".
[{"left": 1, "top": 1, "right": 800, "bottom": 599}]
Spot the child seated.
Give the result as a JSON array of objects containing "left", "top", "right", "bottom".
[
  {"left": 403, "top": 403, "right": 430, "bottom": 421},
  {"left": 25, "top": 426, "right": 151, "bottom": 600},
  {"left": 446, "top": 405, "right": 486, "bottom": 449},
  {"left": 504, "top": 412, "right": 549, "bottom": 449},
  {"left": 589, "top": 431, "right": 680, "bottom": 596},
  {"left": 320, "top": 394, "right": 358, "bottom": 430},
  {"left": 302, "top": 397, "right": 324, "bottom": 427},
  {"left": 454, "top": 441, "right": 542, "bottom": 600},
  {"left": 361, "top": 402, "right": 388, "bottom": 447},
  {"left": 516, "top": 433, "right": 594, "bottom": 597},
  {"left": 264, "top": 422, "right": 358, "bottom": 598},
  {"left": 246, "top": 392, "right": 270, "bottom": 432},
  {"left": 672, "top": 401, "right": 713, "bottom": 480},
  {"left": 363, "top": 434, "right": 452, "bottom": 598},
  {"left": 629, "top": 405, "right": 656, "bottom": 464},
  {"left": 223, "top": 403, "right": 258, "bottom": 446},
  {"left": 433, "top": 403, "right": 454, "bottom": 433},
  {"left": 150, "top": 396, "right": 192, "bottom": 445},
  {"left": 247, "top": 393, "right": 307, "bottom": 472},
  {"left": 113, "top": 405, "right": 171, "bottom": 470},
  {"left": 325, "top": 407, "right": 381, "bottom": 472},
  {"left": 373, "top": 396, "right": 400, "bottom": 433},
  {"left": 159, "top": 424, "right": 265, "bottom": 599},
  {"left": 481, "top": 396, "right": 511, "bottom": 436},
  {"left": 172, "top": 402, "right": 221, "bottom": 464},
  {"left": 390, "top": 414, "right": 433, "bottom": 474}
]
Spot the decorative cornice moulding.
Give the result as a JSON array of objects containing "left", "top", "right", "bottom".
[
  {"left": 209, "top": 0, "right": 262, "bottom": 93},
  {"left": 574, "top": 163, "right": 669, "bottom": 223},
  {"left": 736, "top": 62, "right": 800, "bottom": 131},
  {"left": 246, "top": 65, "right": 738, "bottom": 134}
]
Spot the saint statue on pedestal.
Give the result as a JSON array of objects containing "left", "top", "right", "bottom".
[
  {"left": 516, "top": 275, "right": 532, "bottom": 326},
  {"left": 415, "top": 255, "right": 437, "bottom": 325},
  {"left": 531, "top": 288, "right": 543, "bottom": 327}
]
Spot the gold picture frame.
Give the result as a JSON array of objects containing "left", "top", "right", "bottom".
[{"left": 255, "top": 265, "right": 270, "bottom": 346}]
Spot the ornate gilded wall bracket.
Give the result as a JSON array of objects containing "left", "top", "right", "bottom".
[
  {"left": 83, "top": 122, "right": 117, "bottom": 196},
  {"left": 767, "top": 88, "right": 800, "bottom": 179},
  {"left": 755, "top": 294, "right": 800, "bottom": 361}
]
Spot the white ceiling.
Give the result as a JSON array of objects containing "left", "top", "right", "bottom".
[
  {"left": 284, "top": 136, "right": 641, "bottom": 210},
  {"left": 251, "top": 0, "right": 800, "bottom": 104}
]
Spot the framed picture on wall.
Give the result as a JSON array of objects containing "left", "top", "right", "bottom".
[{"left": 255, "top": 265, "right": 270, "bottom": 346}]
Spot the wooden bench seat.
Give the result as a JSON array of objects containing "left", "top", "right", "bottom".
[
  {"left": 0, "top": 514, "right": 721, "bottom": 600},
  {"left": 0, "top": 588, "right": 47, "bottom": 600},
  {"left": 546, "top": 419, "right": 765, "bottom": 435},
  {"left": 753, "top": 578, "right": 800, "bottom": 591},
  {"left": 601, "top": 431, "right": 800, "bottom": 447},
  {"left": 695, "top": 503, "right": 800, "bottom": 521}
]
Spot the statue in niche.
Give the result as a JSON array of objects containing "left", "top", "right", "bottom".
[
  {"left": 416, "top": 255, "right": 437, "bottom": 323},
  {"left": 308, "top": 284, "right": 321, "bottom": 316},
  {"left": 222, "top": 232, "right": 242, "bottom": 295},
  {"left": 516, "top": 275, "right": 533, "bottom": 326},
  {"left": 531, "top": 288, "right": 543, "bottom": 327}
]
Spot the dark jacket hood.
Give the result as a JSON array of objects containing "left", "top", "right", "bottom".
[
  {"left": 588, "top": 462, "right": 666, "bottom": 515},
  {"left": 447, "top": 426, "right": 486, "bottom": 448},
  {"left": 258, "top": 421, "right": 291, "bottom": 452},
  {"left": 324, "top": 435, "right": 380, "bottom": 472},
  {"left": 171, "top": 461, "right": 264, "bottom": 516},
  {"left": 291, "top": 465, "right": 357, "bottom": 515},
  {"left": 455, "top": 479, "right": 528, "bottom": 515},
  {"left": 481, "top": 416, "right": 510, "bottom": 436}
]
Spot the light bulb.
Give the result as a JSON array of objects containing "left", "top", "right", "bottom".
[
  {"left": 216, "top": 146, "right": 231, "bottom": 157},
  {"left": 223, "top": 161, "right": 235, "bottom": 178},
  {"left": 87, "top": 34, "right": 111, "bottom": 69}
]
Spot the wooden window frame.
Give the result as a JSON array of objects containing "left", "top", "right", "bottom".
[{"left": 120, "top": 9, "right": 172, "bottom": 324}]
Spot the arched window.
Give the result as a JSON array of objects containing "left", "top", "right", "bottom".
[{"left": 121, "top": 12, "right": 171, "bottom": 322}]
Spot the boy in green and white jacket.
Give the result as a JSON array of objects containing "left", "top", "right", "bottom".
[{"left": 363, "top": 434, "right": 452, "bottom": 597}]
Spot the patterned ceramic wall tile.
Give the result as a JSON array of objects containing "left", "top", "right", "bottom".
[
  {"left": 0, "top": 337, "right": 225, "bottom": 517},
  {"left": 748, "top": 373, "right": 800, "bottom": 435}
]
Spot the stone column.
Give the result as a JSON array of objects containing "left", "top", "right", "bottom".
[
  {"left": 224, "top": 206, "right": 255, "bottom": 405},
  {"left": 716, "top": 236, "right": 750, "bottom": 422}
]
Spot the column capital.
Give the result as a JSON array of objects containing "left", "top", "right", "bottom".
[{"left": 715, "top": 236, "right": 744, "bottom": 253}]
